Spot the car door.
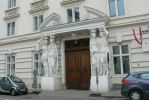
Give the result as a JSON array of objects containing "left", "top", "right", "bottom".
[
  {"left": 0, "top": 77, "right": 11, "bottom": 92},
  {"left": 139, "top": 73, "right": 149, "bottom": 97}
]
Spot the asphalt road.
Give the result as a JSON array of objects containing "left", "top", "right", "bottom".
[{"left": 0, "top": 93, "right": 129, "bottom": 100}]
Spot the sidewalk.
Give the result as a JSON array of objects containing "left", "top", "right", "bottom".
[{"left": 33, "top": 89, "right": 122, "bottom": 99}]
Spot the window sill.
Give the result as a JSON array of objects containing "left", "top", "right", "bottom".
[
  {"left": 110, "top": 15, "right": 127, "bottom": 20},
  {"left": 6, "top": 6, "right": 19, "bottom": 12},
  {"left": 61, "top": 0, "right": 84, "bottom": 6}
]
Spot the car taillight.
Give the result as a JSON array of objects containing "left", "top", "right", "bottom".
[{"left": 122, "top": 79, "right": 131, "bottom": 84}]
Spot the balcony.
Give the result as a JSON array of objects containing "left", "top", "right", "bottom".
[
  {"left": 29, "top": 0, "right": 49, "bottom": 14},
  {"left": 3, "top": 7, "right": 20, "bottom": 20},
  {"left": 61, "top": 0, "right": 84, "bottom": 5}
]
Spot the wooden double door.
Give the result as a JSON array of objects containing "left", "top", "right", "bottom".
[{"left": 65, "top": 39, "right": 91, "bottom": 90}]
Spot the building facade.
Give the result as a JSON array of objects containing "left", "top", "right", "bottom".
[{"left": 0, "top": 0, "right": 149, "bottom": 90}]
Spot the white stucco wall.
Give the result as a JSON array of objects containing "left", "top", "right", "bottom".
[{"left": 0, "top": 0, "right": 149, "bottom": 89}]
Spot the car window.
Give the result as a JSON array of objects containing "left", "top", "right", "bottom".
[
  {"left": 140, "top": 73, "right": 149, "bottom": 80},
  {"left": 1, "top": 77, "right": 11, "bottom": 83},
  {"left": 5, "top": 78, "right": 11, "bottom": 83},
  {"left": 1, "top": 77, "right": 5, "bottom": 82},
  {"left": 133, "top": 74, "right": 140, "bottom": 78},
  {"left": 9, "top": 76, "right": 23, "bottom": 83}
]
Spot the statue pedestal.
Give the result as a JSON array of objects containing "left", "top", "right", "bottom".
[
  {"left": 41, "top": 77, "right": 59, "bottom": 91},
  {"left": 90, "top": 75, "right": 109, "bottom": 92}
]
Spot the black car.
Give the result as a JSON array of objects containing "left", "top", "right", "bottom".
[
  {"left": 0, "top": 75, "right": 28, "bottom": 96},
  {"left": 121, "top": 71, "right": 149, "bottom": 100}
]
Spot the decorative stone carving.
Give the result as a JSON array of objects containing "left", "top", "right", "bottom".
[
  {"left": 90, "top": 28, "right": 100, "bottom": 76},
  {"left": 41, "top": 45, "right": 49, "bottom": 77},
  {"left": 47, "top": 36, "right": 58, "bottom": 77},
  {"left": 90, "top": 27, "right": 110, "bottom": 76},
  {"left": 99, "top": 27, "right": 109, "bottom": 76},
  {"left": 84, "top": 6, "right": 110, "bottom": 22},
  {"left": 39, "top": 13, "right": 60, "bottom": 28},
  {"left": 4, "top": 7, "right": 20, "bottom": 20},
  {"left": 40, "top": 36, "right": 49, "bottom": 77},
  {"left": 29, "top": 0, "right": 49, "bottom": 14}
]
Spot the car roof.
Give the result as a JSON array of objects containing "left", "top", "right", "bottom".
[{"left": 131, "top": 71, "right": 149, "bottom": 75}]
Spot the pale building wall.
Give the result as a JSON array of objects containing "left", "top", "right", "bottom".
[
  {"left": 0, "top": 38, "right": 40, "bottom": 88},
  {"left": 0, "top": 0, "right": 149, "bottom": 89},
  {"left": 1, "top": 0, "right": 149, "bottom": 38}
]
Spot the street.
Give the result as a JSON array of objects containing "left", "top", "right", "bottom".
[{"left": 0, "top": 90, "right": 129, "bottom": 100}]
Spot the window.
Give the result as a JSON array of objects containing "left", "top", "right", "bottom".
[
  {"left": 67, "top": 6, "right": 80, "bottom": 23},
  {"left": 8, "top": 0, "right": 16, "bottom": 8},
  {"left": 108, "top": 0, "right": 125, "bottom": 17},
  {"left": 7, "top": 22, "right": 15, "bottom": 36},
  {"left": 6, "top": 55, "right": 15, "bottom": 76},
  {"left": 34, "top": 53, "right": 44, "bottom": 76},
  {"left": 33, "top": 15, "right": 43, "bottom": 31},
  {"left": 1, "top": 77, "right": 11, "bottom": 84},
  {"left": 140, "top": 73, "right": 149, "bottom": 80},
  {"left": 112, "top": 45, "right": 130, "bottom": 74}
]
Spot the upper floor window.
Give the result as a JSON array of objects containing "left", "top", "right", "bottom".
[
  {"left": 108, "top": 0, "right": 125, "bottom": 17},
  {"left": 6, "top": 55, "right": 15, "bottom": 76},
  {"left": 7, "top": 22, "right": 15, "bottom": 36},
  {"left": 34, "top": 53, "right": 44, "bottom": 76},
  {"left": 33, "top": 15, "right": 43, "bottom": 31},
  {"left": 112, "top": 45, "right": 130, "bottom": 74},
  {"left": 8, "top": 0, "right": 16, "bottom": 8},
  {"left": 67, "top": 6, "right": 80, "bottom": 23}
]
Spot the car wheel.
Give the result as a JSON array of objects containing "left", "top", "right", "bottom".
[
  {"left": 10, "top": 89, "right": 17, "bottom": 96},
  {"left": 129, "top": 90, "right": 143, "bottom": 100},
  {"left": 23, "top": 89, "right": 28, "bottom": 95}
]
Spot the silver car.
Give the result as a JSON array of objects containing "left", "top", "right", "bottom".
[{"left": 0, "top": 75, "right": 28, "bottom": 96}]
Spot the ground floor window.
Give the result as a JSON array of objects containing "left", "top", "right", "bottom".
[
  {"left": 6, "top": 55, "right": 15, "bottom": 75},
  {"left": 34, "top": 53, "right": 44, "bottom": 76},
  {"left": 112, "top": 44, "right": 130, "bottom": 74}
]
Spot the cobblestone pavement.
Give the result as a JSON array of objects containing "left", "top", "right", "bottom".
[{"left": 0, "top": 90, "right": 129, "bottom": 100}]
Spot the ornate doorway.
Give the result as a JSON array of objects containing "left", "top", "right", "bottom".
[{"left": 65, "top": 38, "right": 91, "bottom": 90}]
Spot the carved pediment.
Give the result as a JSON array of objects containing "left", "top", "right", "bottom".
[
  {"left": 84, "top": 6, "right": 110, "bottom": 23},
  {"left": 39, "top": 13, "right": 60, "bottom": 29}
]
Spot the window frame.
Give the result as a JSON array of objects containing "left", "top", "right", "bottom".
[
  {"left": 67, "top": 6, "right": 80, "bottom": 23},
  {"left": 8, "top": 0, "right": 16, "bottom": 9},
  {"left": 33, "top": 15, "right": 43, "bottom": 31},
  {"left": 7, "top": 21, "right": 16, "bottom": 36},
  {"left": 6, "top": 55, "right": 16, "bottom": 76},
  {"left": 108, "top": 0, "right": 125, "bottom": 17},
  {"left": 33, "top": 52, "right": 44, "bottom": 77},
  {"left": 112, "top": 43, "right": 131, "bottom": 75}
]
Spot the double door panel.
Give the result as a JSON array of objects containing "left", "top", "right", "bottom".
[{"left": 66, "top": 51, "right": 90, "bottom": 90}]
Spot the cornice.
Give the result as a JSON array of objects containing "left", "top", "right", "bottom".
[
  {"left": 40, "top": 18, "right": 106, "bottom": 36},
  {"left": 0, "top": 32, "right": 40, "bottom": 45},
  {"left": 29, "top": 0, "right": 49, "bottom": 14},
  {"left": 61, "top": 0, "right": 84, "bottom": 6},
  {"left": 3, "top": 7, "right": 20, "bottom": 20},
  {"left": 108, "top": 13, "right": 149, "bottom": 28}
]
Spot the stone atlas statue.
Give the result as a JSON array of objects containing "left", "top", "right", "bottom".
[
  {"left": 90, "top": 31, "right": 100, "bottom": 76},
  {"left": 99, "top": 27, "right": 109, "bottom": 76},
  {"left": 38, "top": 35, "right": 58, "bottom": 77},
  {"left": 90, "top": 27, "right": 110, "bottom": 76},
  {"left": 47, "top": 36, "right": 58, "bottom": 77}
]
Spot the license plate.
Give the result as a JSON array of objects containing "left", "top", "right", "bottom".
[{"left": 21, "top": 89, "right": 25, "bottom": 91}]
